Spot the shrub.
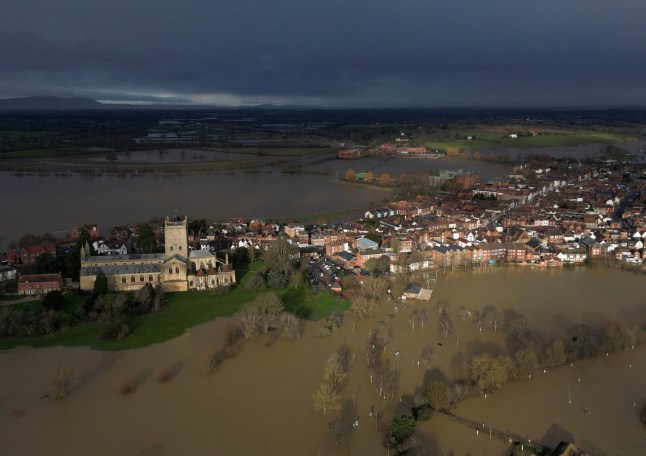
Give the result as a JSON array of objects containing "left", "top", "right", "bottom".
[{"left": 42, "top": 290, "right": 65, "bottom": 312}]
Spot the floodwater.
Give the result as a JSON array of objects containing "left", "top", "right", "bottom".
[
  {"left": 1, "top": 267, "right": 645, "bottom": 455},
  {"left": 88, "top": 149, "right": 251, "bottom": 163},
  {"left": 306, "top": 156, "right": 511, "bottom": 181},
  {"left": 0, "top": 172, "right": 391, "bottom": 245}
]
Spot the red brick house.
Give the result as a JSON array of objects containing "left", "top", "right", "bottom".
[{"left": 18, "top": 273, "right": 63, "bottom": 296}]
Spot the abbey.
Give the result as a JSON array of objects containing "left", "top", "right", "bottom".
[{"left": 79, "top": 216, "right": 236, "bottom": 292}]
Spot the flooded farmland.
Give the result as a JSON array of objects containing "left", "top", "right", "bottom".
[
  {"left": 1, "top": 267, "right": 645, "bottom": 455},
  {"left": 0, "top": 171, "right": 391, "bottom": 246}
]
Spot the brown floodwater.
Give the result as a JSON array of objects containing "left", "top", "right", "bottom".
[
  {"left": 0, "top": 171, "right": 391, "bottom": 246},
  {"left": 305, "top": 156, "right": 511, "bottom": 181},
  {"left": 1, "top": 267, "right": 645, "bottom": 455}
]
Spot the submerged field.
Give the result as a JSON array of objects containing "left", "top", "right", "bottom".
[{"left": 1, "top": 267, "right": 645, "bottom": 455}]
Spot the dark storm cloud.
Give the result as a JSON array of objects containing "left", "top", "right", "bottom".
[{"left": 2, "top": 0, "right": 646, "bottom": 106}]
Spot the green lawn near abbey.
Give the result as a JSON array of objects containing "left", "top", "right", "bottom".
[{"left": 0, "top": 262, "right": 350, "bottom": 351}]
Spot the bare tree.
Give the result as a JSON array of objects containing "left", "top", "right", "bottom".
[
  {"left": 361, "top": 276, "right": 386, "bottom": 300},
  {"left": 324, "top": 354, "right": 347, "bottom": 388},
  {"left": 511, "top": 348, "right": 539, "bottom": 380},
  {"left": 541, "top": 340, "right": 567, "bottom": 368},
  {"left": 418, "top": 308, "right": 428, "bottom": 328},
  {"left": 423, "top": 382, "right": 451, "bottom": 410},
  {"left": 420, "top": 346, "right": 434, "bottom": 371},
  {"left": 503, "top": 309, "right": 528, "bottom": 338},
  {"left": 255, "top": 293, "right": 284, "bottom": 334},
  {"left": 438, "top": 310, "right": 454, "bottom": 338},
  {"left": 235, "top": 302, "right": 261, "bottom": 338},
  {"left": 457, "top": 306, "right": 472, "bottom": 322},
  {"left": 470, "top": 354, "right": 511, "bottom": 392},
  {"left": 482, "top": 305, "right": 501, "bottom": 331},
  {"left": 327, "top": 416, "right": 348, "bottom": 447},
  {"left": 312, "top": 382, "right": 341, "bottom": 416},
  {"left": 279, "top": 312, "right": 302, "bottom": 340},
  {"left": 408, "top": 309, "right": 419, "bottom": 331},
  {"left": 351, "top": 295, "right": 376, "bottom": 321},
  {"left": 49, "top": 364, "right": 77, "bottom": 400},
  {"left": 436, "top": 299, "right": 450, "bottom": 315}
]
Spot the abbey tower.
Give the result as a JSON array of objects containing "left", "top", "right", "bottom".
[{"left": 164, "top": 216, "right": 188, "bottom": 258}]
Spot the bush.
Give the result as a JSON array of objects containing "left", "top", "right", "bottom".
[{"left": 42, "top": 290, "right": 65, "bottom": 312}]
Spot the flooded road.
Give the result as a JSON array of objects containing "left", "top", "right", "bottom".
[{"left": 1, "top": 267, "right": 645, "bottom": 455}]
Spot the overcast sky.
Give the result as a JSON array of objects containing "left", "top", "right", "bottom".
[{"left": 2, "top": 0, "right": 646, "bottom": 107}]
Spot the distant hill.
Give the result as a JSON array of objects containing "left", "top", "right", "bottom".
[
  {"left": 0, "top": 95, "right": 325, "bottom": 112},
  {"left": 0, "top": 96, "right": 106, "bottom": 111}
]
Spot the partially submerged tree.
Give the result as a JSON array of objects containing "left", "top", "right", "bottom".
[
  {"left": 470, "top": 353, "right": 512, "bottom": 392},
  {"left": 279, "top": 312, "right": 302, "bottom": 340},
  {"left": 423, "top": 382, "right": 450, "bottom": 411},
  {"left": 438, "top": 310, "right": 454, "bottom": 338},
  {"left": 49, "top": 364, "right": 77, "bottom": 400},
  {"left": 312, "top": 382, "right": 341, "bottom": 416}
]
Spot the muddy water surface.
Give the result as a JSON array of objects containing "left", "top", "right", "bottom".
[{"left": 1, "top": 267, "right": 645, "bottom": 455}]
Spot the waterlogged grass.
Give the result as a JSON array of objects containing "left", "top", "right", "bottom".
[{"left": 0, "top": 262, "right": 348, "bottom": 351}]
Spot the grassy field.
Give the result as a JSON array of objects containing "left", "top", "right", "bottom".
[
  {"left": 423, "top": 128, "right": 626, "bottom": 150},
  {"left": 0, "top": 262, "right": 350, "bottom": 351}
]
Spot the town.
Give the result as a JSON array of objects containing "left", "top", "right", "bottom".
[{"left": 2, "top": 156, "right": 645, "bottom": 300}]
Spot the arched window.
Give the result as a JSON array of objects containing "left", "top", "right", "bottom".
[
  {"left": 148, "top": 275, "right": 153, "bottom": 282},
  {"left": 211, "top": 279, "right": 214, "bottom": 285},
  {"left": 175, "top": 267, "right": 180, "bottom": 274},
  {"left": 179, "top": 246, "right": 182, "bottom": 251},
  {"left": 170, "top": 246, "right": 174, "bottom": 251},
  {"left": 169, "top": 267, "right": 173, "bottom": 274},
  {"left": 140, "top": 276, "right": 144, "bottom": 282},
  {"left": 121, "top": 277, "right": 126, "bottom": 283},
  {"left": 131, "top": 276, "right": 135, "bottom": 282}
]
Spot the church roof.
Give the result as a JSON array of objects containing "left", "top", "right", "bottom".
[
  {"left": 189, "top": 250, "right": 215, "bottom": 259},
  {"left": 81, "top": 263, "right": 161, "bottom": 276},
  {"left": 163, "top": 254, "right": 188, "bottom": 264}
]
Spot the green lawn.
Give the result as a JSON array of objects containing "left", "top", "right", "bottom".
[{"left": 0, "top": 262, "right": 349, "bottom": 351}]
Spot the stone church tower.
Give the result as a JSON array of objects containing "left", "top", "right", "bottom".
[{"left": 164, "top": 216, "right": 188, "bottom": 258}]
